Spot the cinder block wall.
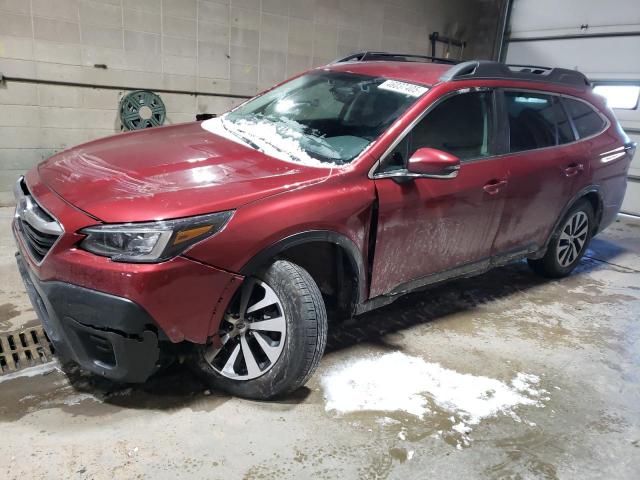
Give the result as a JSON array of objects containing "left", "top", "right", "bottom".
[{"left": 0, "top": 0, "right": 492, "bottom": 205}]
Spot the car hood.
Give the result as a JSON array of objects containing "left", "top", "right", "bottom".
[{"left": 38, "top": 122, "right": 334, "bottom": 223}]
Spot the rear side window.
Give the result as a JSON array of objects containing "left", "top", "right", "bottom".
[
  {"left": 563, "top": 98, "right": 606, "bottom": 138},
  {"left": 505, "top": 92, "right": 569, "bottom": 152}
]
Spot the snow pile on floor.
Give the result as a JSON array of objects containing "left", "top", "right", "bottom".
[{"left": 321, "top": 352, "right": 546, "bottom": 425}]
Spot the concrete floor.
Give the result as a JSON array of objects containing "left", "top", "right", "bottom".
[{"left": 1, "top": 205, "right": 639, "bottom": 479}]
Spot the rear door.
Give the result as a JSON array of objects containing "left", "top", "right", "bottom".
[
  {"left": 370, "top": 89, "right": 508, "bottom": 297},
  {"left": 491, "top": 90, "right": 581, "bottom": 254}
]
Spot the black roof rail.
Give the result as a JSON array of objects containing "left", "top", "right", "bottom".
[
  {"left": 439, "top": 60, "right": 590, "bottom": 88},
  {"left": 332, "top": 51, "right": 460, "bottom": 65}
]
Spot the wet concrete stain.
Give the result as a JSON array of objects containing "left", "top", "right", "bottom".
[
  {"left": 326, "top": 258, "right": 639, "bottom": 357},
  {"left": 0, "top": 303, "right": 20, "bottom": 330},
  {"left": 0, "top": 363, "right": 231, "bottom": 422},
  {"left": 586, "top": 411, "right": 630, "bottom": 434},
  {"left": 0, "top": 359, "right": 560, "bottom": 479},
  {"left": 0, "top": 230, "right": 638, "bottom": 479},
  {"left": 1, "top": 257, "right": 634, "bottom": 423},
  {"left": 484, "top": 430, "right": 561, "bottom": 480}
]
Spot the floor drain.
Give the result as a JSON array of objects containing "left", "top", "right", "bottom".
[{"left": 0, "top": 326, "right": 55, "bottom": 375}]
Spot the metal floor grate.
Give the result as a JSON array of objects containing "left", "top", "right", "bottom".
[{"left": 0, "top": 326, "right": 54, "bottom": 375}]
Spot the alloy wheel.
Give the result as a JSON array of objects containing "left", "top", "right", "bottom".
[
  {"left": 204, "top": 278, "right": 287, "bottom": 380},
  {"left": 557, "top": 210, "right": 589, "bottom": 267}
]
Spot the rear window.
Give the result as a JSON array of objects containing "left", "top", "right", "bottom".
[{"left": 563, "top": 98, "right": 606, "bottom": 139}]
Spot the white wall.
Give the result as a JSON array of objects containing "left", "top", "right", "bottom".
[{"left": 0, "top": 0, "right": 495, "bottom": 205}]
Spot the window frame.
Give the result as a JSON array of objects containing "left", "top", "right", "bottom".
[
  {"left": 370, "top": 86, "right": 612, "bottom": 178},
  {"left": 496, "top": 88, "right": 610, "bottom": 156},
  {"left": 372, "top": 87, "right": 499, "bottom": 177},
  {"left": 557, "top": 96, "right": 581, "bottom": 142}
]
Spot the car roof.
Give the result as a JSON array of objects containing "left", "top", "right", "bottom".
[
  {"left": 323, "top": 56, "right": 591, "bottom": 93},
  {"left": 322, "top": 61, "right": 452, "bottom": 87}
]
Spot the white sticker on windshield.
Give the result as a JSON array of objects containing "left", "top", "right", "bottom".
[{"left": 378, "top": 80, "right": 428, "bottom": 97}]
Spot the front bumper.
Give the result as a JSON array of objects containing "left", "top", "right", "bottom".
[
  {"left": 13, "top": 170, "right": 244, "bottom": 344},
  {"left": 16, "top": 252, "right": 160, "bottom": 383}
]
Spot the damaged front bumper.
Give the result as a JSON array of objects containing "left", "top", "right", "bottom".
[{"left": 16, "top": 252, "right": 161, "bottom": 383}]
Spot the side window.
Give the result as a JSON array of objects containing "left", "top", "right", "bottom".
[
  {"left": 411, "top": 91, "right": 492, "bottom": 161},
  {"left": 505, "top": 92, "right": 558, "bottom": 152},
  {"left": 380, "top": 91, "right": 492, "bottom": 172},
  {"left": 563, "top": 98, "right": 606, "bottom": 138}
]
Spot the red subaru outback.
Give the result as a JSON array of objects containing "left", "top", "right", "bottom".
[{"left": 13, "top": 53, "right": 634, "bottom": 399}]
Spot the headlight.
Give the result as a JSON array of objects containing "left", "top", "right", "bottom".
[{"left": 79, "top": 211, "right": 233, "bottom": 263}]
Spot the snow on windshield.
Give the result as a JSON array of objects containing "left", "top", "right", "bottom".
[
  {"left": 226, "top": 116, "right": 343, "bottom": 166},
  {"left": 202, "top": 71, "right": 425, "bottom": 167},
  {"left": 201, "top": 116, "right": 340, "bottom": 168}
]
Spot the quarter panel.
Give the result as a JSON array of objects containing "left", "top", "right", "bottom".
[{"left": 589, "top": 124, "right": 633, "bottom": 227}]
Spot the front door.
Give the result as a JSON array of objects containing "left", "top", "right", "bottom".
[{"left": 370, "top": 90, "right": 508, "bottom": 297}]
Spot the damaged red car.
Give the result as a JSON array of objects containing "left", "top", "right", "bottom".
[{"left": 13, "top": 53, "right": 634, "bottom": 399}]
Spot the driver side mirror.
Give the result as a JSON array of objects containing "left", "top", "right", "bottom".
[
  {"left": 374, "top": 147, "right": 460, "bottom": 183},
  {"left": 407, "top": 148, "right": 460, "bottom": 178}
]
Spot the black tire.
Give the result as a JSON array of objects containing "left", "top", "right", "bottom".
[
  {"left": 192, "top": 260, "right": 327, "bottom": 400},
  {"left": 528, "top": 199, "right": 594, "bottom": 278}
]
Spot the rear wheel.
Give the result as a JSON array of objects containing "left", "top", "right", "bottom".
[
  {"left": 192, "top": 260, "right": 327, "bottom": 399},
  {"left": 528, "top": 199, "right": 594, "bottom": 278}
]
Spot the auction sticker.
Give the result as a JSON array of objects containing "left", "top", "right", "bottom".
[{"left": 378, "top": 80, "right": 428, "bottom": 97}]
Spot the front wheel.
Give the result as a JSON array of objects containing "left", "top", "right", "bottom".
[
  {"left": 528, "top": 199, "right": 594, "bottom": 278},
  {"left": 192, "top": 260, "right": 327, "bottom": 399}
]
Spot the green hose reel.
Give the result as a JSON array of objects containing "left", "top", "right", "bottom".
[{"left": 119, "top": 90, "right": 166, "bottom": 130}]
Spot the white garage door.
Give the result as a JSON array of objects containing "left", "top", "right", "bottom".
[{"left": 504, "top": 0, "right": 640, "bottom": 216}]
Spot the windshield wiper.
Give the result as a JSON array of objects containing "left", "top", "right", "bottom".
[
  {"left": 229, "top": 117, "right": 305, "bottom": 163},
  {"left": 253, "top": 133, "right": 302, "bottom": 163},
  {"left": 221, "top": 118, "right": 262, "bottom": 151}
]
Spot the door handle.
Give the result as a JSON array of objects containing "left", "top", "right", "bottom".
[
  {"left": 483, "top": 179, "right": 507, "bottom": 195},
  {"left": 563, "top": 163, "right": 584, "bottom": 177}
]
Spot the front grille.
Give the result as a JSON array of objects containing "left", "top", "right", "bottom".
[
  {"left": 17, "top": 218, "right": 59, "bottom": 262},
  {"left": 14, "top": 178, "right": 62, "bottom": 263}
]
